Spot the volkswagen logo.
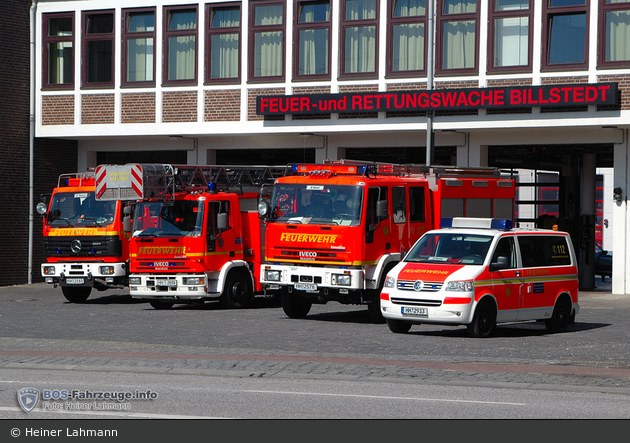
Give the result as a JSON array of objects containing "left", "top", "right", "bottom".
[
  {"left": 413, "top": 280, "right": 423, "bottom": 291},
  {"left": 70, "top": 239, "right": 82, "bottom": 253}
]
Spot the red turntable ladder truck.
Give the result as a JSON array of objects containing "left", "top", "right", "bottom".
[
  {"left": 36, "top": 171, "right": 130, "bottom": 302},
  {"left": 95, "top": 163, "right": 287, "bottom": 309},
  {"left": 258, "top": 160, "right": 516, "bottom": 322}
]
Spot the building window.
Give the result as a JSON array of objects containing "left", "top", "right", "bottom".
[
  {"left": 164, "top": 5, "right": 198, "bottom": 85},
  {"left": 341, "top": 0, "right": 379, "bottom": 78},
  {"left": 122, "top": 8, "right": 155, "bottom": 86},
  {"left": 294, "top": 0, "right": 331, "bottom": 79},
  {"left": 43, "top": 12, "right": 74, "bottom": 89},
  {"left": 206, "top": 3, "right": 241, "bottom": 83},
  {"left": 437, "top": 0, "right": 479, "bottom": 74},
  {"left": 542, "top": 0, "right": 589, "bottom": 70},
  {"left": 387, "top": 0, "right": 426, "bottom": 77},
  {"left": 599, "top": 0, "right": 630, "bottom": 68},
  {"left": 82, "top": 10, "right": 114, "bottom": 88},
  {"left": 488, "top": 0, "right": 533, "bottom": 72},
  {"left": 249, "top": 0, "right": 285, "bottom": 81}
]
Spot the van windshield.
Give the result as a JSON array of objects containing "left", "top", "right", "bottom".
[{"left": 405, "top": 233, "right": 494, "bottom": 265}]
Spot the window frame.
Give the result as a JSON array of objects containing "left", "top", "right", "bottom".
[
  {"left": 386, "top": 0, "right": 427, "bottom": 78},
  {"left": 339, "top": 0, "right": 380, "bottom": 79},
  {"left": 122, "top": 7, "right": 156, "bottom": 87},
  {"left": 205, "top": 2, "right": 242, "bottom": 84},
  {"left": 487, "top": 0, "right": 533, "bottom": 74},
  {"left": 42, "top": 11, "right": 75, "bottom": 90},
  {"left": 598, "top": 0, "right": 630, "bottom": 69},
  {"left": 435, "top": 0, "right": 480, "bottom": 76},
  {"left": 81, "top": 9, "right": 115, "bottom": 89},
  {"left": 542, "top": 0, "right": 590, "bottom": 71},
  {"left": 163, "top": 4, "right": 199, "bottom": 86},
  {"left": 248, "top": 0, "right": 286, "bottom": 83},
  {"left": 293, "top": 0, "right": 332, "bottom": 81}
]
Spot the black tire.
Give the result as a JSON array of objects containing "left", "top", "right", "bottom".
[
  {"left": 367, "top": 290, "right": 386, "bottom": 324},
  {"left": 545, "top": 297, "right": 571, "bottom": 333},
  {"left": 220, "top": 271, "right": 253, "bottom": 309},
  {"left": 467, "top": 298, "right": 497, "bottom": 338},
  {"left": 61, "top": 286, "right": 91, "bottom": 303},
  {"left": 386, "top": 318, "right": 412, "bottom": 334},
  {"left": 149, "top": 300, "right": 174, "bottom": 310},
  {"left": 281, "top": 288, "right": 312, "bottom": 319}
]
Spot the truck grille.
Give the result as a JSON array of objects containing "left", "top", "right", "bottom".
[
  {"left": 390, "top": 297, "right": 442, "bottom": 307},
  {"left": 43, "top": 236, "right": 121, "bottom": 258}
]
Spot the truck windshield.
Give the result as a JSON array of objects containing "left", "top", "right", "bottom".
[
  {"left": 269, "top": 184, "right": 363, "bottom": 226},
  {"left": 132, "top": 201, "right": 204, "bottom": 237},
  {"left": 405, "top": 233, "right": 494, "bottom": 265},
  {"left": 47, "top": 192, "right": 116, "bottom": 227}
]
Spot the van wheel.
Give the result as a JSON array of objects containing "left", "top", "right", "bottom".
[
  {"left": 545, "top": 298, "right": 571, "bottom": 333},
  {"left": 149, "top": 300, "right": 174, "bottom": 310},
  {"left": 220, "top": 271, "right": 252, "bottom": 309},
  {"left": 467, "top": 299, "right": 496, "bottom": 338},
  {"left": 386, "top": 319, "right": 412, "bottom": 334},
  {"left": 61, "top": 286, "right": 91, "bottom": 303},
  {"left": 281, "top": 288, "right": 312, "bottom": 319}
]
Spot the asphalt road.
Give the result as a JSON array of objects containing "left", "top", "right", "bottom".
[{"left": 0, "top": 280, "right": 629, "bottom": 422}]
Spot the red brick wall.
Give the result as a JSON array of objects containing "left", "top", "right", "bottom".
[
  {"left": 82, "top": 94, "right": 115, "bottom": 124},
  {"left": 122, "top": 93, "right": 156, "bottom": 124},
  {"left": 1, "top": 0, "right": 78, "bottom": 285},
  {"left": 163, "top": 91, "right": 198, "bottom": 122},
  {"left": 205, "top": 90, "right": 240, "bottom": 121},
  {"left": 42, "top": 95, "right": 74, "bottom": 125},
  {"left": 248, "top": 88, "right": 284, "bottom": 121}
]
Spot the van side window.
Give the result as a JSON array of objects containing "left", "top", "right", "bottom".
[
  {"left": 392, "top": 186, "right": 406, "bottom": 224},
  {"left": 518, "top": 235, "right": 572, "bottom": 268},
  {"left": 491, "top": 237, "right": 516, "bottom": 269},
  {"left": 409, "top": 186, "right": 425, "bottom": 222}
]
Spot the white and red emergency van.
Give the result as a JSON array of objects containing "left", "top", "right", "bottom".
[{"left": 380, "top": 217, "right": 579, "bottom": 337}]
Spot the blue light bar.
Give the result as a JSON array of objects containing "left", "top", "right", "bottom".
[{"left": 441, "top": 217, "right": 513, "bottom": 230}]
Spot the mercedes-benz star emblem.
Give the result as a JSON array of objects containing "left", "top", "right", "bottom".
[{"left": 70, "top": 239, "right": 82, "bottom": 253}]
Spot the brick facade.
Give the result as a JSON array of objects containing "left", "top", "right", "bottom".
[
  {"left": 122, "top": 92, "right": 156, "bottom": 124},
  {"left": 1, "top": 0, "right": 78, "bottom": 286},
  {"left": 82, "top": 94, "right": 115, "bottom": 124},
  {"left": 42, "top": 95, "right": 74, "bottom": 125},
  {"left": 162, "top": 91, "right": 198, "bottom": 122},
  {"left": 205, "top": 90, "right": 240, "bottom": 122}
]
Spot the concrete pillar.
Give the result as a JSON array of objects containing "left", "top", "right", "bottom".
[{"left": 612, "top": 132, "right": 629, "bottom": 295}]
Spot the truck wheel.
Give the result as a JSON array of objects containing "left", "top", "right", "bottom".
[
  {"left": 220, "top": 271, "right": 252, "bottom": 309},
  {"left": 149, "top": 300, "right": 174, "bottom": 310},
  {"left": 61, "top": 286, "right": 91, "bottom": 303},
  {"left": 467, "top": 298, "right": 496, "bottom": 338},
  {"left": 281, "top": 288, "right": 311, "bottom": 319},
  {"left": 386, "top": 318, "right": 412, "bottom": 334},
  {"left": 367, "top": 290, "right": 386, "bottom": 324},
  {"left": 545, "top": 297, "right": 571, "bottom": 333}
]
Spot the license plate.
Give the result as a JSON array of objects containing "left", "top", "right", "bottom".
[
  {"left": 156, "top": 279, "right": 177, "bottom": 287},
  {"left": 401, "top": 306, "right": 428, "bottom": 317},
  {"left": 294, "top": 282, "right": 317, "bottom": 291},
  {"left": 65, "top": 278, "right": 85, "bottom": 285}
]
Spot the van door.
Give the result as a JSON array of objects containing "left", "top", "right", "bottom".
[{"left": 490, "top": 236, "right": 522, "bottom": 322}]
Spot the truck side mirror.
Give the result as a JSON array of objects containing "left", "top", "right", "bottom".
[
  {"left": 489, "top": 256, "right": 508, "bottom": 272},
  {"left": 217, "top": 212, "right": 228, "bottom": 232},
  {"left": 376, "top": 200, "right": 388, "bottom": 220},
  {"left": 123, "top": 205, "right": 132, "bottom": 233}
]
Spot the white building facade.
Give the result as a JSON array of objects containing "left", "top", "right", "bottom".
[{"left": 33, "top": 0, "right": 630, "bottom": 293}]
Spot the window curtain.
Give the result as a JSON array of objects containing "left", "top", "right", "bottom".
[
  {"left": 606, "top": 10, "right": 630, "bottom": 62},
  {"left": 442, "top": 20, "right": 475, "bottom": 69},
  {"left": 443, "top": 0, "right": 477, "bottom": 14},
  {"left": 345, "top": 0, "right": 376, "bottom": 73},
  {"left": 494, "top": 16, "right": 528, "bottom": 67},
  {"left": 394, "top": 0, "right": 426, "bottom": 17},
  {"left": 393, "top": 23, "right": 424, "bottom": 71},
  {"left": 168, "top": 11, "right": 196, "bottom": 80},
  {"left": 211, "top": 9, "right": 239, "bottom": 78},
  {"left": 128, "top": 38, "right": 154, "bottom": 81},
  {"left": 299, "top": 29, "right": 328, "bottom": 75},
  {"left": 254, "top": 5, "right": 283, "bottom": 77}
]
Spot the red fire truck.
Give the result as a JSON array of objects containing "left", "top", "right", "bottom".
[
  {"left": 95, "top": 164, "right": 287, "bottom": 309},
  {"left": 258, "top": 160, "right": 516, "bottom": 322},
  {"left": 36, "top": 172, "right": 130, "bottom": 302}
]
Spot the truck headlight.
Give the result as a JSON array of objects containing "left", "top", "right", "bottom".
[
  {"left": 445, "top": 281, "right": 474, "bottom": 292},
  {"left": 183, "top": 277, "right": 204, "bottom": 285},
  {"left": 332, "top": 274, "right": 351, "bottom": 286},
  {"left": 129, "top": 277, "right": 142, "bottom": 285},
  {"left": 99, "top": 266, "right": 114, "bottom": 275},
  {"left": 265, "top": 270, "right": 281, "bottom": 281},
  {"left": 384, "top": 276, "right": 396, "bottom": 288},
  {"left": 42, "top": 266, "right": 56, "bottom": 275}
]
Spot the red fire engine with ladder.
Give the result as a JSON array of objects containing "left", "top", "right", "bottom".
[
  {"left": 95, "top": 163, "right": 287, "bottom": 309},
  {"left": 36, "top": 172, "right": 130, "bottom": 302},
  {"left": 258, "top": 160, "right": 516, "bottom": 322}
]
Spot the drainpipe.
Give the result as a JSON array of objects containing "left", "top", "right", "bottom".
[
  {"left": 425, "top": 0, "right": 435, "bottom": 166},
  {"left": 28, "top": 0, "right": 38, "bottom": 284}
]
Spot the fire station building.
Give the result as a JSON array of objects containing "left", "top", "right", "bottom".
[{"left": 29, "top": 0, "right": 630, "bottom": 293}]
